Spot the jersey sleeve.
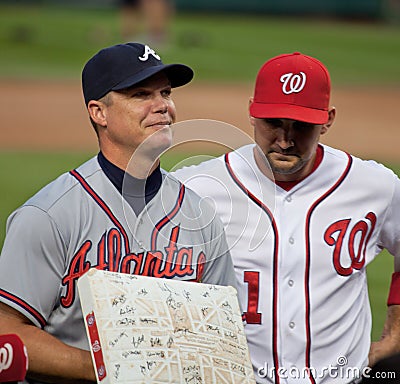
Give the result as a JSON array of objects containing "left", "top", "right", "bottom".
[
  {"left": 200, "top": 214, "right": 238, "bottom": 287},
  {"left": 0, "top": 205, "right": 66, "bottom": 327},
  {"left": 378, "top": 174, "right": 400, "bottom": 270},
  {"left": 200, "top": 215, "right": 245, "bottom": 316}
]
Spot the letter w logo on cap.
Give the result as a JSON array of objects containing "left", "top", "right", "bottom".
[
  {"left": 280, "top": 72, "right": 306, "bottom": 94},
  {"left": 138, "top": 45, "right": 161, "bottom": 61}
]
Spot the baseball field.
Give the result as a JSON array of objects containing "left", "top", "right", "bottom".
[{"left": 1, "top": 4, "right": 400, "bottom": 341}]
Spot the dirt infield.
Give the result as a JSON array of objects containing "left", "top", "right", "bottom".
[{"left": 2, "top": 80, "right": 399, "bottom": 163}]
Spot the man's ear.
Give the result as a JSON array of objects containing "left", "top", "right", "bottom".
[
  {"left": 87, "top": 100, "right": 108, "bottom": 128},
  {"left": 321, "top": 107, "right": 336, "bottom": 135},
  {"left": 249, "top": 97, "right": 256, "bottom": 127}
]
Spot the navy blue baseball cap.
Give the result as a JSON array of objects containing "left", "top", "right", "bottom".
[{"left": 82, "top": 42, "right": 194, "bottom": 105}]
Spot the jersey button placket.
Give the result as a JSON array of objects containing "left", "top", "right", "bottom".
[{"left": 135, "top": 213, "right": 146, "bottom": 250}]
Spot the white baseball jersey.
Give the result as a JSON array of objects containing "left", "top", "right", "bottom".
[
  {"left": 0, "top": 156, "right": 238, "bottom": 384},
  {"left": 173, "top": 143, "right": 400, "bottom": 384}
]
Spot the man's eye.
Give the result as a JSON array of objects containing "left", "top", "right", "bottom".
[
  {"left": 162, "top": 89, "right": 172, "bottom": 97},
  {"left": 294, "top": 122, "right": 313, "bottom": 130},
  {"left": 264, "top": 118, "right": 282, "bottom": 127},
  {"left": 133, "top": 91, "right": 147, "bottom": 97}
]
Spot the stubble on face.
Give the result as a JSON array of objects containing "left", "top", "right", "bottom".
[
  {"left": 265, "top": 150, "right": 307, "bottom": 175},
  {"left": 253, "top": 131, "right": 318, "bottom": 183}
]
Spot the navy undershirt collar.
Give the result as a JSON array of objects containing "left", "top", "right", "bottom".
[{"left": 97, "top": 152, "right": 162, "bottom": 215}]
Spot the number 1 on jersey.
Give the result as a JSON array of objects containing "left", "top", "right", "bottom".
[{"left": 244, "top": 271, "right": 262, "bottom": 324}]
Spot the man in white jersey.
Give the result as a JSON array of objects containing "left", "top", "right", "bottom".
[
  {"left": 173, "top": 52, "right": 400, "bottom": 383},
  {"left": 0, "top": 42, "right": 238, "bottom": 383}
]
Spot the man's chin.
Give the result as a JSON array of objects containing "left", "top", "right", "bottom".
[
  {"left": 146, "top": 129, "right": 173, "bottom": 151},
  {"left": 269, "top": 160, "right": 306, "bottom": 176}
]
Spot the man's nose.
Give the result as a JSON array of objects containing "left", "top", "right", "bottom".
[
  {"left": 276, "top": 129, "right": 294, "bottom": 149},
  {"left": 153, "top": 95, "right": 169, "bottom": 114}
]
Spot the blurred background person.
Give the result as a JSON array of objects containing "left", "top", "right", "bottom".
[{"left": 119, "top": 0, "right": 173, "bottom": 48}]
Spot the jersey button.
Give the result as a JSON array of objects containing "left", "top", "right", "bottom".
[
  {"left": 289, "top": 237, "right": 294, "bottom": 244},
  {"left": 288, "top": 279, "right": 294, "bottom": 287},
  {"left": 285, "top": 196, "right": 292, "bottom": 202},
  {"left": 289, "top": 321, "right": 295, "bottom": 329}
]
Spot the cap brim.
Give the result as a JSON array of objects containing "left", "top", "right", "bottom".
[
  {"left": 250, "top": 102, "right": 328, "bottom": 125},
  {"left": 112, "top": 63, "right": 194, "bottom": 91}
]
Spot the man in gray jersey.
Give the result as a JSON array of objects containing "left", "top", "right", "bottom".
[{"left": 0, "top": 42, "right": 238, "bottom": 383}]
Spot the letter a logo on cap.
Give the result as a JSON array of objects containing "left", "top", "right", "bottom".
[
  {"left": 280, "top": 72, "right": 306, "bottom": 95},
  {"left": 138, "top": 45, "right": 161, "bottom": 62}
]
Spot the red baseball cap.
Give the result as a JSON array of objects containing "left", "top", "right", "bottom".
[{"left": 249, "top": 52, "right": 331, "bottom": 124}]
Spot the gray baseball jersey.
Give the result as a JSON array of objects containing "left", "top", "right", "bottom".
[
  {"left": 0, "top": 156, "right": 237, "bottom": 383},
  {"left": 173, "top": 143, "right": 400, "bottom": 384}
]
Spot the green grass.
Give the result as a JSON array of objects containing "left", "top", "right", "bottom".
[
  {"left": 367, "top": 250, "right": 392, "bottom": 341},
  {"left": 0, "top": 151, "right": 92, "bottom": 244},
  {"left": 0, "top": 5, "right": 400, "bottom": 84}
]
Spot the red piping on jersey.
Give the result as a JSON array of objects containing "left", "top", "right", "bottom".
[
  {"left": 0, "top": 288, "right": 46, "bottom": 328},
  {"left": 151, "top": 183, "right": 186, "bottom": 251},
  {"left": 304, "top": 153, "right": 353, "bottom": 384},
  {"left": 224, "top": 153, "right": 281, "bottom": 384},
  {"left": 70, "top": 169, "right": 131, "bottom": 255}
]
